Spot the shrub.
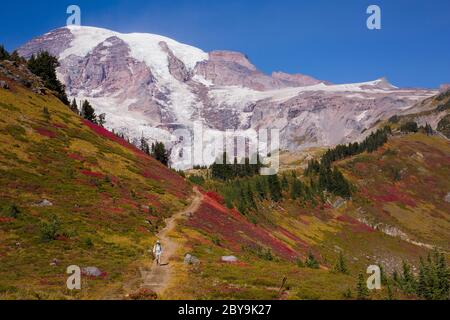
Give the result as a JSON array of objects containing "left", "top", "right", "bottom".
[
  {"left": 305, "top": 251, "right": 320, "bottom": 269},
  {"left": 40, "top": 215, "right": 61, "bottom": 241},
  {"left": 333, "top": 252, "right": 349, "bottom": 274},
  {"left": 400, "top": 121, "right": 418, "bottom": 133}
]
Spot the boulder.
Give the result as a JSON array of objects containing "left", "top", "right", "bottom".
[
  {"left": 50, "top": 258, "right": 60, "bottom": 266},
  {"left": 0, "top": 80, "right": 9, "bottom": 89},
  {"left": 82, "top": 266, "right": 103, "bottom": 277},
  {"left": 445, "top": 192, "right": 450, "bottom": 203},
  {"left": 221, "top": 256, "right": 238, "bottom": 263},
  {"left": 35, "top": 199, "right": 53, "bottom": 207},
  {"left": 332, "top": 198, "right": 346, "bottom": 209},
  {"left": 184, "top": 254, "right": 200, "bottom": 265}
]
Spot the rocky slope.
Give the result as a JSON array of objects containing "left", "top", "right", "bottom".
[{"left": 18, "top": 26, "right": 437, "bottom": 168}]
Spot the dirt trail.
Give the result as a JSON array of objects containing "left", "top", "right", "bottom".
[{"left": 139, "top": 187, "right": 203, "bottom": 296}]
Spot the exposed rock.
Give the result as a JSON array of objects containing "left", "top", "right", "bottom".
[
  {"left": 184, "top": 254, "right": 200, "bottom": 265},
  {"left": 0, "top": 80, "right": 9, "bottom": 89},
  {"left": 332, "top": 198, "right": 346, "bottom": 209},
  {"left": 272, "top": 71, "right": 326, "bottom": 87},
  {"left": 16, "top": 26, "right": 437, "bottom": 169},
  {"left": 159, "top": 41, "right": 191, "bottom": 82},
  {"left": 82, "top": 266, "right": 103, "bottom": 277},
  {"left": 35, "top": 199, "right": 53, "bottom": 207},
  {"left": 221, "top": 255, "right": 238, "bottom": 263},
  {"left": 50, "top": 258, "right": 60, "bottom": 266},
  {"left": 445, "top": 192, "right": 450, "bottom": 203}
]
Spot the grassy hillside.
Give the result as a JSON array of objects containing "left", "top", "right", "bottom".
[
  {"left": 173, "top": 133, "right": 449, "bottom": 300},
  {"left": 0, "top": 63, "right": 192, "bottom": 299}
]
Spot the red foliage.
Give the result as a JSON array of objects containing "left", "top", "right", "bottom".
[
  {"left": 374, "top": 186, "right": 417, "bottom": 207},
  {"left": 82, "top": 119, "right": 190, "bottom": 200},
  {"left": 52, "top": 122, "right": 67, "bottom": 129},
  {"left": 68, "top": 153, "right": 85, "bottom": 161},
  {"left": 0, "top": 217, "right": 15, "bottom": 223},
  {"left": 82, "top": 119, "right": 138, "bottom": 152},
  {"left": 137, "top": 226, "right": 150, "bottom": 234},
  {"left": 80, "top": 169, "right": 104, "bottom": 178},
  {"left": 35, "top": 127, "right": 57, "bottom": 138},
  {"left": 141, "top": 169, "right": 162, "bottom": 181},
  {"left": 205, "top": 191, "right": 225, "bottom": 205},
  {"left": 298, "top": 217, "right": 310, "bottom": 225},
  {"left": 355, "top": 162, "right": 368, "bottom": 172},
  {"left": 336, "top": 215, "right": 374, "bottom": 233},
  {"left": 187, "top": 192, "right": 299, "bottom": 260}
]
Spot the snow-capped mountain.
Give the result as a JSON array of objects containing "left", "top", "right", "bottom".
[{"left": 17, "top": 26, "right": 437, "bottom": 168}]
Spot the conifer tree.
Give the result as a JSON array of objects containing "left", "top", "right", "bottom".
[
  {"left": 333, "top": 251, "right": 349, "bottom": 274},
  {"left": 81, "top": 100, "right": 97, "bottom": 123},
  {"left": 151, "top": 141, "right": 170, "bottom": 166},
  {"left": 0, "top": 45, "right": 10, "bottom": 60},
  {"left": 70, "top": 98, "right": 79, "bottom": 114},
  {"left": 356, "top": 272, "right": 370, "bottom": 300},
  {"left": 268, "top": 174, "right": 282, "bottom": 202},
  {"left": 27, "top": 51, "right": 69, "bottom": 105}
]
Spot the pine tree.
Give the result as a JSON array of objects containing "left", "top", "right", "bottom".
[
  {"left": 290, "top": 179, "right": 303, "bottom": 200},
  {"left": 140, "top": 135, "right": 150, "bottom": 155},
  {"left": 81, "top": 100, "right": 97, "bottom": 123},
  {"left": 0, "top": 45, "right": 10, "bottom": 60},
  {"left": 356, "top": 272, "right": 370, "bottom": 300},
  {"left": 27, "top": 52, "right": 69, "bottom": 105},
  {"left": 434, "top": 250, "right": 450, "bottom": 300},
  {"left": 333, "top": 251, "right": 349, "bottom": 274},
  {"left": 268, "top": 174, "right": 282, "bottom": 202},
  {"left": 400, "top": 261, "right": 417, "bottom": 295},
  {"left": 386, "top": 282, "right": 394, "bottom": 300},
  {"left": 425, "top": 123, "right": 433, "bottom": 136},
  {"left": 70, "top": 98, "right": 79, "bottom": 114},
  {"left": 255, "top": 178, "right": 266, "bottom": 200},
  {"left": 151, "top": 141, "right": 170, "bottom": 166}
]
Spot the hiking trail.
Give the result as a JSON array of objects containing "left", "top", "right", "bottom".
[{"left": 138, "top": 187, "right": 203, "bottom": 296}]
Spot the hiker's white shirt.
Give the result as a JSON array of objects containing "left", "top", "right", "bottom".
[{"left": 153, "top": 244, "right": 162, "bottom": 255}]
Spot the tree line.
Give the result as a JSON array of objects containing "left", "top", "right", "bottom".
[
  {"left": 139, "top": 136, "right": 170, "bottom": 167},
  {"left": 210, "top": 152, "right": 264, "bottom": 181}
]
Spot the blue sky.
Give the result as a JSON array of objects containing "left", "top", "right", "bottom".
[{"left": 0, "top": 0, "right": 449, "bottom": 88}]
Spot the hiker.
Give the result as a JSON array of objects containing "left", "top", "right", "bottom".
[{"left": 152, "top": 240, "right": 163, "bottom": 265}]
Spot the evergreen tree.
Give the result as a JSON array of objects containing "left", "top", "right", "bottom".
[
  {"left": 27, "top": 52, "right": 69, "bottom": 105},
  {"left": 400, "top": 261, "right": 417, "bottom": 295},
  {"left": 70, "top": 98, "right": 79, "bottom": 114},
  {"left": 356, "top": 272, "right": 370, "bottom": 300},
  {"left": 268, "top": 174, "right": 282, "bottom": 202},
  {"left": 425, "top": 123, "right": 433, "bottom": 136},
  {"left": 431, "top": 250, "right": 449, "bottom": 300},
  {"left": 140, "top": 135, "right": 150, "bottom": 155},
  {"left": 81, "top": 100, "right": 97, "bottom": 123},
  {"left": 290, "top": 179, "right": 303, "bottom": 200},
  {"left": 400, "top": 121, "right": 419, "bottom": 133},
  {"left": 255, "top": 178, "right": 267, "bottom": 200},
  {"left": 151, "top": 141, "right": 170, "bottom": 166},
  {"left": 333, "top": 251, "right": 349, "bottom": 274},
  {"left": 0, "top": 45, "right": 9, "bottom": 60}
]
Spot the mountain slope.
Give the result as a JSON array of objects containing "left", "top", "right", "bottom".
[
  {"left": 0, "top": 61, "right": 192, "bottom": 299},
  {"left": 17, "top": 26, "right": 437, "bottom": 168},
  {"left": 169, "top": 132, "right": 449, "bottom": 300}
]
